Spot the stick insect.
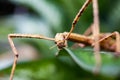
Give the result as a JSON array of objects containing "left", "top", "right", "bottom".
[{"left": 8, "top": 0, "right": 120, "bottom": 80}]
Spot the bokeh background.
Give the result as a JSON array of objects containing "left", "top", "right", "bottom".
[{"left": 0, "top": 0, "right": 120, "bottom": 80}]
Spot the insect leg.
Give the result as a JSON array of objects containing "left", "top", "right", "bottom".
[
  {"left": 114, "top": 32, "right": 120, "bottom": 55},
  {"left": 92, "top": 0, "right": 101, "bottom": 74},
  {"left": 95, "top": 32, "right": 120, "bottom": 56},
  {"left": 66, "top": 0, "right": 92, "bottom": 39},
  {"left": 8, "top": 34, "right": 54, "bottom": 80},
  {"left": 83, "top": 23, "right": 94, "bottom": 36}
]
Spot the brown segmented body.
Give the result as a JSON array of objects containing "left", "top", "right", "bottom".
[{"left": 62, "top": 32, "right": 116, "bottom": 52}]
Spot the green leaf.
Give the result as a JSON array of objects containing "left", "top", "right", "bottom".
[
  {"left": 0, "top": 58, "right": 91, "bottom": 80},
  {"left": 1, "top": 58, "right": 116, "bottom": 80},
  {"left": 58, "top": 47, "right": 120, "bottom": 77}
]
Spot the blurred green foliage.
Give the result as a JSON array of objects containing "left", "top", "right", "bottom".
[
  {"left": 60, "top": 48, "right": 120, "bottom": 77},
  {"left": 0, "top": 0, "right": 120, "bottom": 80}
]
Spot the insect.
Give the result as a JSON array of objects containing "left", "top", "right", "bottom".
[{"left": 8, "top": 0, "right": 120, "bottom": 80}]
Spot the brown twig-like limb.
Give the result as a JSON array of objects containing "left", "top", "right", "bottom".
[
  {"left": 66, "top": 0, "right": 92, "bottom": 39},
  {"left": 94, "top": 32, "right": 120, "bottom": 55},
  {"left": 92, "top": 0, "right": 101, "bottom": 74},
  {"left": 8, "top": 34, "right": 55, "bottom": 80}
]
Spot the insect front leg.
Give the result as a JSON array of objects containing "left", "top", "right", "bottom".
[
  {"left": 8, "top": 34, "right": 55, "bottom": 80},
  {"left": 66, "top": 0, "right": 92, "bottom": 39},
  {"left": 8, "top": 34, "right": 19, "bottom": 80}
]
